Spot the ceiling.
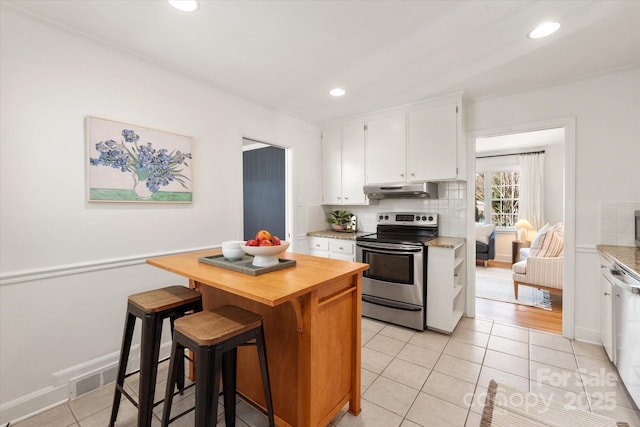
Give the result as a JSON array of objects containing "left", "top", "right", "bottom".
[{"left": 3, "top": 0, "right": 640, "bottom": 125}]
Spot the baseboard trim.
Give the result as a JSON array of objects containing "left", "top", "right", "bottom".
[
  {"left": 0, "top": 342, "right": 172, "bottom": 424},
  {"left": 0, "top": 386, "right": 68, "bottom": 425},
  {"left": 574, "top": 326, "right": 600, "bottom": 344}
]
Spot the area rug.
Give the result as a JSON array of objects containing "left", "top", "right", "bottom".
[
  {"left": 481, "top": 379, "right": 629, "bottom": 426},
  {"left": 476, "top": 266, "right": 552, "bottom": 311}
]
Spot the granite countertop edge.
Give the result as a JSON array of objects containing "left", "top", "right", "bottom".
[
  {"left": 426, "top": 237, "right": 466, "bottom": 249},
  {"left": 307, "top": 230, "right": 465, "bottom": 248},
  {"left": 306, "top": 230, "right": 369, "bottom": 240},
  {"left": 596, "top": 244, "right": 640, "bottom": 280}
]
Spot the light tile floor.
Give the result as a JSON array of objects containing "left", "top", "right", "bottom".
[{"left": 11, "top": 317, "right": 640, "bottom": 427}]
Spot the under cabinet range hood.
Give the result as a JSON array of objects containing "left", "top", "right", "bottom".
[{"left": 363, "top": 182, "right": 438, "bottom": 199}]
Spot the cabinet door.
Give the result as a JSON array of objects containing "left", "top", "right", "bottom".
[
  {"left": 365, "top": 114, "right": 406, "bottom": 184},
  {"left": 321, "top": 127, "right": 342, "bottom": 204},
  {"left": 341, "top": 122, "right": 366, "bottom": 204},
  {"left": 600, "top": 269, "right": 615, "bottom": 362},
  {"left": 408, "top": 102, "right": 457, "bottom": 181}
]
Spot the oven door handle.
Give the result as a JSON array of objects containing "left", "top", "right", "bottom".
[
  {"left": 363, "top": 295, "right": 423, "bottom": 311},
  {"left": 356, "top": 242, "right": 423, "bottom": 253}
]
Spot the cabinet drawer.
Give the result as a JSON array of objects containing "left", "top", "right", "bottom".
[
  {"left": 309, "top": 237, "right": 329, "bottom": 251},
  {"left": 330, "top": 240, "right": 354, "bottom": 255}
]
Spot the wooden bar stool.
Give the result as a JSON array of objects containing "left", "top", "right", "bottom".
[
  {"left": 161, "top": 305, "right": 275, "bottom": 427},
  {"left": 109, "top": 286, "right": 203, "bottom": 427}
]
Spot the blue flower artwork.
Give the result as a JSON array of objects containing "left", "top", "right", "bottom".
[{"left": 87, "top": 117, "right": 193, "bottom": 202}]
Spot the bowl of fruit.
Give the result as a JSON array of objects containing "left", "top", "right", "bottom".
[{"left": 241, "top": 230, "right": 290, "bottom": 267}]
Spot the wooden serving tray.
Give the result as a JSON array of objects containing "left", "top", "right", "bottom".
[{"left": 198, "top": 254, "right": 296, "bottom": 276}]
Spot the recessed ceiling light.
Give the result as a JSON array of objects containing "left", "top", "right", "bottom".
[
  {"left": 329, "top": 88, "right": 346, "bottom": 97},
  {"left": 168, "top": 0, "right": 199, "bottom": 12},
  {"left": 528, "top": 22, "right": 560, "bottom": 39}
]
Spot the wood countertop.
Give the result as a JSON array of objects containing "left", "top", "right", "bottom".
[{"left": 147, "top": 249, "right": 369, "bottom": 307}]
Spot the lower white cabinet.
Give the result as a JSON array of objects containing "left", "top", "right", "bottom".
[
  {"left": 427, "top": 242, "right": 466, "bottom": 333},
  {"left": 599, "top": 255, "right": 615, "bottom": 362},
  {"left": 308, "top": 236, "right": 355, "bottom": 261}
]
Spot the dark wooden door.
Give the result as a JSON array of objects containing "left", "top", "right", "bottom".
[{"left": 243, "top": 146, "right": 286, "bottom": 241}]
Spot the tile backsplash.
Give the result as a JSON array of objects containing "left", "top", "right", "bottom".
[
  {"left": 600, "top": 201, "right": 640, "bottom": 246},
  {"left": 318, "top": 182, "right": 467, "bottom": 238}
]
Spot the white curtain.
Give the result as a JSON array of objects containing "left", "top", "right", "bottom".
[{"left": 519, "top": 152, "right": 545, "bottom": 230}]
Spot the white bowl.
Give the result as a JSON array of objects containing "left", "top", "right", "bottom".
[
  {"left": 240, "top": 241, "right": 290, "bottom": 267},
  {"left": 222, "top": 240, "right": 245, "bottom": 260}
]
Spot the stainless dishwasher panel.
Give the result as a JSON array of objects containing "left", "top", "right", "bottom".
[{"left": 613, "top": 266, "right": 640, "bottom": 409}]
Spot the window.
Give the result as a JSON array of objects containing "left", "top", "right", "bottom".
[{"left": 475, "top": 171, "right": 520, "bottom": 227}]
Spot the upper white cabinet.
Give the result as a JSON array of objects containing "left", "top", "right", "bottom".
[
  {"left": 321, "top": 122, "right": 367, "bottom": 205},
  {"left": 365, "top": 114, "right": 406, "bottom": 185},
  {"left": 321, "top": 127, "right": 342, "bottom": 204},
  {"left": 341, "top": 123, "right": 367, "bottom": 204},
  {"left": 408, "top": 101, "right": 460, "bottom": 181},
  {"left": 363, "top": 94, "right": 464, "bottom": 185},
  {"left": 323, "top": 93, "right": 465, "bottom": 196}
]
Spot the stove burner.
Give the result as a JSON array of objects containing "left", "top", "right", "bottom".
[{"left": 356, "top": 211, "right": 438, "bottom": 245}]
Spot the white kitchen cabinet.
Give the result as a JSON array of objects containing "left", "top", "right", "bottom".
[
  {"left": 308, "top": 236, "right": 356, "bottom": 261},
  {"left": 329, "top": 240, "right": 355, "bottom": 261},
  {"left": 408, "top": 101, "right": 461, "bottom": 181},
  {"left": 364, "top": 114, "right": 406, "bottom": 184},
  {"left": 599, "top": 255, "right": 615, "bottom": 362},
  {"left": 308, "top": 236, "right": 330, "bottom": 258},
  {"left": 321, "top": 127, "right": 342, "bottom": 205},
  {"left": 427, "top": 242, "right": 466, "bottom": 333},
  {"left": 364, "top": 95, "right": 464, "bottom": 185},
  {"left": 321, "top": 123, "right": 366, "bottom": 205}
]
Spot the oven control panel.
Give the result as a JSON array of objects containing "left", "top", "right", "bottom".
[{"left": 376, "top": 212, "right": 438, "bottom": 226}]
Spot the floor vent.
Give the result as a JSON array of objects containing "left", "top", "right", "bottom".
[
  {"left": 73, "top": 374, "right": 101, "bottom": 398},
  {"left": 102, "top": 366, "right": 118, "bottom": 385},
  {"left": 70, "top": 364, "right": 118, "bottom": 399}
]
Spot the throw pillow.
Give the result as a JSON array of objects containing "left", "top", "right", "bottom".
[
  {"left": 551, "top": 222, "right": 564, "bottom": 238},
  {"left": 529, "top": 223, "right": 551, "bottom": 248},
  {"left": 475, "top": 223, "right": 496, "bottom": 245},
  {"left": 529, "top": 227, "right": 564, "bottom": 258}
]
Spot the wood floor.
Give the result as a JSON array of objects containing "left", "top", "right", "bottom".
[{"left": 474, "top": 262, "right": 563, "bottom": 335}]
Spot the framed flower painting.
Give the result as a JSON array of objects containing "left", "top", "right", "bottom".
[{"left": 87, "top": 116, "right": 193, "bottom": 203}]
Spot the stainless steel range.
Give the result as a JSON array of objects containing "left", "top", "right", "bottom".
[{"left": 356, "top": 212, "right": 438, "bottom": 331}]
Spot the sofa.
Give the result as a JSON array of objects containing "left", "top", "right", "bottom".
[{"left": 475, "top": 224, "right": 496, "bottom": 267}]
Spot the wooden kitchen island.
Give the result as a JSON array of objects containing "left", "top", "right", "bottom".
[{"left": 147, "top": 249, "right": 368, "bottom": 427}]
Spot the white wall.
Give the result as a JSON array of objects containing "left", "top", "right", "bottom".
[
  {"left": 467, "top": 66, "right": 640, "bottom": 341},
  {"left": 0, "top": 7, "right": 321, "bottom": 422}
]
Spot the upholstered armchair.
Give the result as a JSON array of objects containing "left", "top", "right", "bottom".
[
  {"left": 512, "top": 223, "right": 564, "bottom": 299},
  {"left": 512, "top": 254, "right": 563, "bottom": 299},
  {"left": 476, "top": 224, "right": 496, "bottom": 267}
]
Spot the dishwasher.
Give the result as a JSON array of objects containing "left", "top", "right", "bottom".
[{"left": 612, "top": 263, "right": 640, "bottom": 409}]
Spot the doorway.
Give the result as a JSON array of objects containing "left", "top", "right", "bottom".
[
  {"left": 242, "top": 139, "right": 286, "bottom": 241},
  {"left": 472, "top": 127, "right": 566, "bottom": 334}
]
